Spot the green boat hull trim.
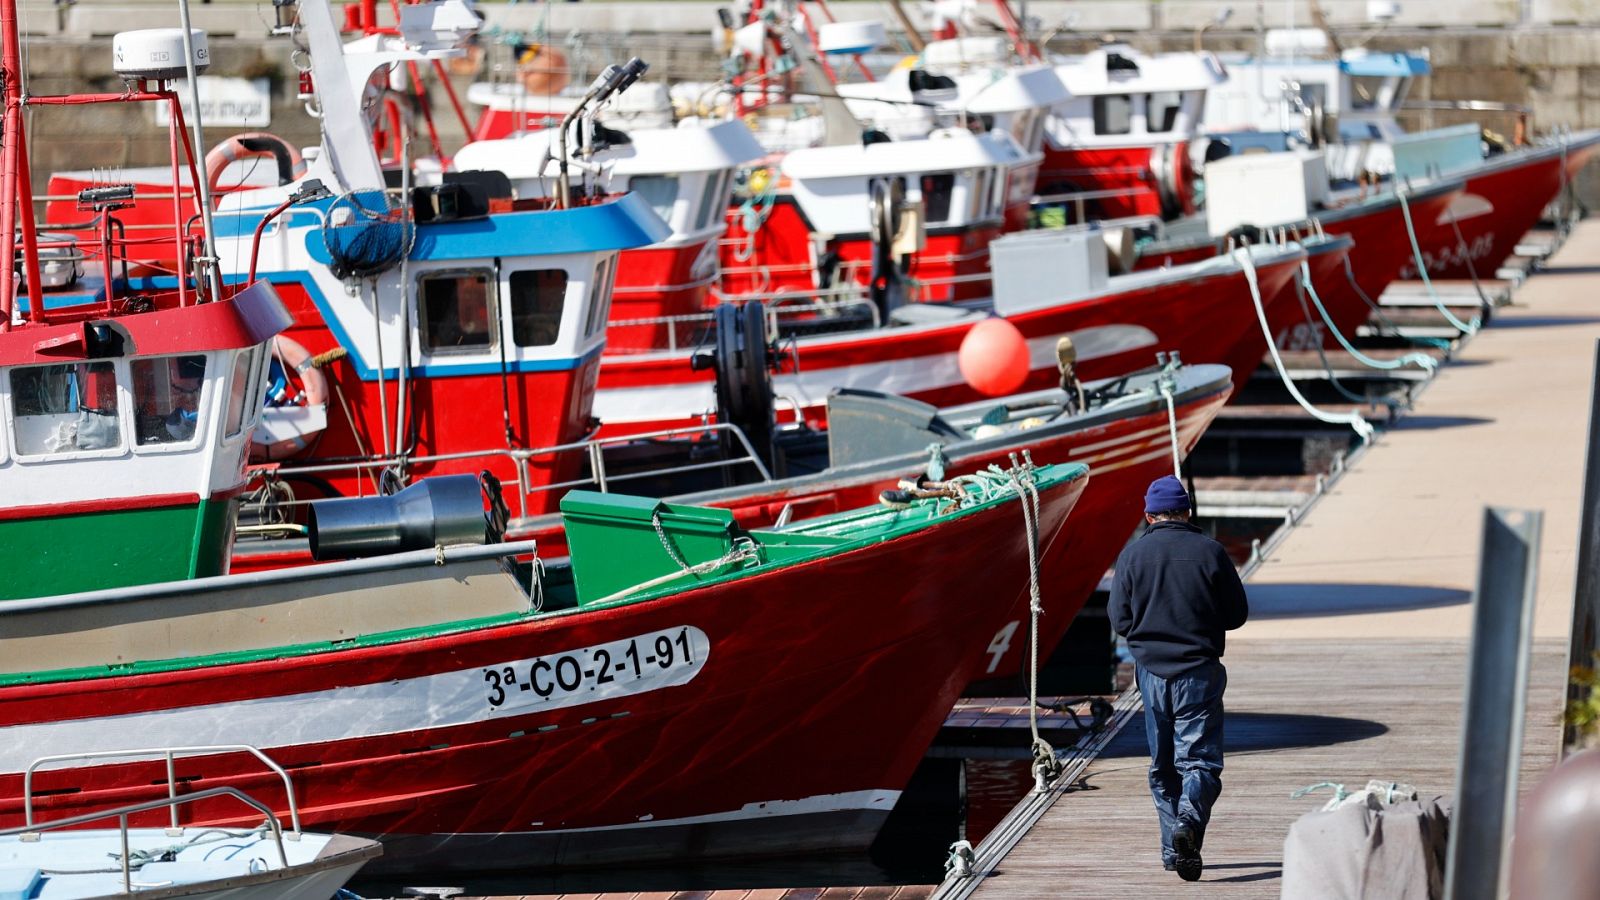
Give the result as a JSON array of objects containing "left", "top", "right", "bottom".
[{"left": 0, "top": 497, "right": 237, "bottom": 602}]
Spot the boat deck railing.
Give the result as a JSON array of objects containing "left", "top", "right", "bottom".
[
  {"left": 14, "top": 744, "right": 306, "bottom": 894},
  {"left": 22, "top": 744, "right": 303, "bottom": 835},
  {"left": 1, "top": 786, "right": 291, "bottom": 893},
  {"left": 607, "top": 290, "right": 881, "bottom": 354},
  {"left": 248, "top": 420, "right": 775, "bottom": 523}
]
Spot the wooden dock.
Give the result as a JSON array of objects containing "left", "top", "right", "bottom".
[{"left": 946, "top": 220, "right": 1600, "bottom": 896}]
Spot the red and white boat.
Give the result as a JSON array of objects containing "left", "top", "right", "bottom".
[
  {"left": 1131, "top": 153, "right": 1463, "bottom": 350},
  {"left": 595, "top": 235, "right": 1306, "bottom": 436},
  {"left": 451, "top": 120, "right": 766, "bottom": 351},
  {"left": 1041, "top": 43, "right": 1223, "bottom": 221},
  {"left": 1200, "top": 33, "right": 1600, "bottom": 281}
]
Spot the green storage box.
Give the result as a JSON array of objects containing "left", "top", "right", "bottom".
[{"left": 560, "top": 491, "right": 742, "bottom": 605}]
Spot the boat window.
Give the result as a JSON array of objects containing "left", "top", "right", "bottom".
[
  {"left": 920, "top": 172, "right": 955, "bottom": 223},
  {"left": 224, "top": 348, "right": 254, "bottom": 438},
  {"left": 1347, "top": 77, "right": 1380, "bottom": 110},
  {"left": 1093, "top": 94, "right": 1133, "bottom": 135},
  {"left": 971, "top": 168, "right": 990, "bottom": 220},
  {"left": 420, "top": 270, "right": 496, "bottom": 352},
  {"left": 10, "top": 361, "right": 122, "bottom": 455},
  {"left": 695, "top": 170, "right": 727, "bottom": 231},
  {"left": 585, "top": 256, "right": 615, "bottom": 339},
  {"left": 1009, "top": 109, "right": 1038, "bottom": 148},
  {"left": 1146, "top": 91, "right": 1182, "bottom": 133},
  {"left": 629, "top": 175, "right": 680, "bottom": 227},
  {"left": 132, "top": 354, "right": 207, "bottom": 446},
  {"left": 1298, "top": 81, "right": 1332, "bottom": 112},
  {"left": 509, "top": 269, "right": 568, "bottom": 347}
]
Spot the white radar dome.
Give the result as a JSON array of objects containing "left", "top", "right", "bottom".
[{"left": 113, "top": 29, "right": 210, "bottom": 81}]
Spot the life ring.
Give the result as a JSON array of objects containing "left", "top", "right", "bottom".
[
  {"left": 269, "top": 335, "right": 328, "bottom": 408},
  {"left": 517, "top": 44, "right": 570, "bottom": 96},
  {"left": 205, "top": 132, "right": 307, "bottom": 194}
]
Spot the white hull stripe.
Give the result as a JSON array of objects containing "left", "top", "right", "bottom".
[
  {"left": 515, "top": 789, "right": 902, "bottom": 832},
  {"left": 595, "top": 324, "right": 1159, "bottom": 425},
  {"left": 2, "top": 626, "right": 710, "bottom": 774}
]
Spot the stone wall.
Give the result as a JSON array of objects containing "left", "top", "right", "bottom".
[{"left": 18, "top": 2, "right": 1600, "bottom": 209}]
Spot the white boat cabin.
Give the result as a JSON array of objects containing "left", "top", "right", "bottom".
[
  {"left": 779, "top": 128, "right": 1030, "bottom": 237},
  {"left": 1047, "top": 45, "right": 1223, "bottom": 150},
  {"left": 0, "top": 282, "right": 288, "bottom": 510},
  {"left": 836, "top": 60, "right": 1070, "bottom": 153},
  {"left": 450, "top": 120, "right": 766, "bottom": 247}
]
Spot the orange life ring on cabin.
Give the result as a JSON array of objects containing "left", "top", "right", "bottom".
[
  {"left": 270, "top": 335, "right": 328, "bottom": 409},
  {"left": 205, "top": 133, "right": 308, "bottom": 194},
  {"left": 517, "top": 44, "right": 570, "bottom": 97}
]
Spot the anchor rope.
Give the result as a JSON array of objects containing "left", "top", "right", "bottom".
[
  {"left": 1298, "top": 260, "right": 1436, "bottom": 373},
  {"left": 1235, "top": 247, "right": 1374, "bottom": 442},
  {"left": 1397, "top": 189, "right": 1480, "bottom": 335}
]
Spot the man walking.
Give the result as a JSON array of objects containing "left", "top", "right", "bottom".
[{"left": 1108, "top": 475, "right": 1249, "bottom": 882}]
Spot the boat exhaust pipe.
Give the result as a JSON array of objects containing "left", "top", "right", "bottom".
[{"left": 307, "top": 474, "right": 489, "bottom": 561}]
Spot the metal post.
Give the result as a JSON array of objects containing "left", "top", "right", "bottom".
[
  {"left": 1566, "top": 340, "right": 1600, "bottom": 756},
  {"left": 1444, "top": 506, "right": 1543, "bottom": 900}
]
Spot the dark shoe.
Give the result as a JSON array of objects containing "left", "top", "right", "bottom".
[{"left": 1172, "top": 826, "right": 1202, "bottom": 882}]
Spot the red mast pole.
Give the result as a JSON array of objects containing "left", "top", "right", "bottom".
[{"left": 0, "top": 0, "right": 21, "bottom": 330}]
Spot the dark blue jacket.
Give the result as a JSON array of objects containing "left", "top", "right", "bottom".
[{"left": 1108, "top": 520, "right": 1249, "bottom": 677}]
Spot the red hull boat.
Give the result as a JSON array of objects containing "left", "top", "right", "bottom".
[
  {"left": 595, "top": 244, "right": 1303, "bottom": 435},
  {"left": 0, "top": 464, "right": 1086, "bottom": 873},
  {"left": 1402, "top": 134, "right": 1600, "bottom": 280},
  {"left": 1134, "top": 180, "right": 1462, "bottom": 350}
]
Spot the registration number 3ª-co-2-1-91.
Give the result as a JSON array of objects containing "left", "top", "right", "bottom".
[{"left": 482, "top": 626, "right": 711, "bottom": 713}]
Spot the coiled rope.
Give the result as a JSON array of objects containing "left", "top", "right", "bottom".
[
  {"left": 1236, "top": 247, "right": 1374, "bottom": 442},
  {"left": 1397, "top": 189, "right": 1480, "bottom": 335},
  {"left": 1298, "top": 260, "right": 1436, "bottom": 373}
]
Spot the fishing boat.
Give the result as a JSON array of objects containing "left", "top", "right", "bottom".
[
  {"left": 593, "top": 235, "right": 1305, "bottom": 436},
  {"left": 0, "top": 460, "right": 1088, "bottom": 872},
  {"left": 1200, "top": 29, "right": 1600, "bottom": 281},
  {"left": 0, "top": 748, "right": 378, "bottom": 899},
  {"left": 1130, "top": 153, "right": 1463, "bottom": 351}
]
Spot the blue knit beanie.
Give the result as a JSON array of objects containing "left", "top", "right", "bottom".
[{"left": 1144, "top": 475, "right": 1190, "bottom": 515}]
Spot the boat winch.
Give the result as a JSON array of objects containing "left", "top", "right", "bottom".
[{"left": 306, "top": 473, "right": 490, "bottom": 560}]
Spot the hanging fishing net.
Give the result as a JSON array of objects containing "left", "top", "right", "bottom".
[{"left": 320, "top": 189, "right": 415, "bottom": 280}]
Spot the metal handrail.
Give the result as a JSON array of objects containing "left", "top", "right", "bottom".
[
  {"left": 251, "top": 421, "right": 775, "bottom": 520},
  {"left": 1, "top": 785, "right": 289, "bottom": 894},
  {"left": 24, "top": 744, "right": 303, "bottom": 835}
]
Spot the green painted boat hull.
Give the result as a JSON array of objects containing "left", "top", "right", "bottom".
[{"left": 0, "top": 498, "right": 237, "bottom": 601}]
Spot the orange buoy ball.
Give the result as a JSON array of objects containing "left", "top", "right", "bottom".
[{"left": 958, "top": 317, "right": 1031, "bottom": 397}]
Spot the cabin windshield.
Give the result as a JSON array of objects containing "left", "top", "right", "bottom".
[
  {"left": 920, "top": 172, "right": 956, "bottom": 223},
  {"left": 509, "top": 270, "right": 567, "bottom": 347},
  {"left": 132, "top": 354, "right": 207, "bottom": 446},
  {"left": 695, "top": 171, "right": 730, "bottom": 231},
  {"left": 629, "top": 175, "right": 680, "bottom": 227},
  {"left": 1146, "top": 91, "right": 1182, "bottom": 132},
  {"left": 1093, "top": 94, "right": 1133, "bottom": 135},
  {"left": 224, "top": 348, "right": 256, "bottom": 438},
  {"left": 9, "top": 361, "right": 122, "bottom": 455},
  {"left": 421, "top": 270, "right": 497, "bottom": 352}
]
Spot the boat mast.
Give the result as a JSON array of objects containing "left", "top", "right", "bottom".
[
  {"left": 176, "top": 0, "right": 222, "bottom": 301},
  {"left": 0, "top": 0, "right": 43, "bottom": 332}
]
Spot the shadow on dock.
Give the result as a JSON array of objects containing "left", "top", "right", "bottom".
[
  {"left": 1095, "top": 710, "right": 1388, "bottom": 762},
  {"left": 1390, "top": 414, "right": 1495, "bottom": 431},
  {"left": 1245, "top": 583, "right": 1469, "bottom": 618},
  {"left": 1479, "top": 313, "right": 1600, "bottom": 328}
]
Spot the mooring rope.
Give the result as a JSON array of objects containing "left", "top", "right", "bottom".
[
  {"left": 1157, "top": 381, "right": 1183, "bottom": 478},
  {"left": 1299, "top": 260, "right": 1436, "bottom": 373},
  {"left": 1007, "top": 458, "right": 1060, "bottom": 792},
  {"left": 1397, "top": 189, "right": 1480, "bottom": 335},
  {"left": 1291, "top": 276, "right": 1381, "bottom": 409},
  {"left": 1341, "top": 254, "right": 1452, "bottom": 351},
  {"left": 1236, "top": 248, "right": 1375, "bottom": 442}
]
